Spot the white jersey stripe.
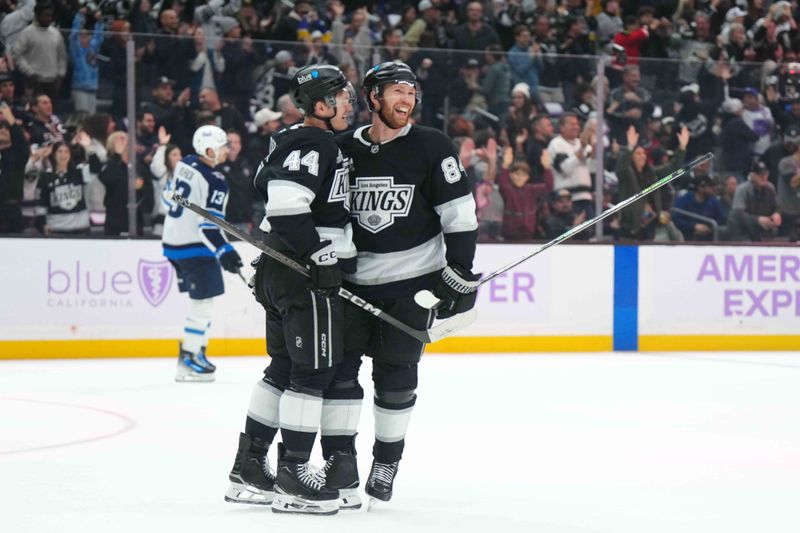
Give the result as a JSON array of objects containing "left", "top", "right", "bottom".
[
  {"left": 317, "top": 223, "right": 358, "bottom": 259},
  {"left": 265, "top": 180, "right": 315, "bottom": 217},
  {"left": 343, "top": 234, "right": 446, "bottom": 286},
  {"left": 279, "top": 390, "right": 323, "bottom": 434},
  {"left": 434, "top": 194, "right": 479, "bottom": 234}
]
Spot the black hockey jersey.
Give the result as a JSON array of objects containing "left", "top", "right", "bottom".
[
  {"left": 336, "top": 124, "right": 478, "bottom": 300},
  {"left": 254, "top": 123, "right": 356, "bottom": 273},
  {"left": 34, "top": 167, "right": 91, "bottom": 231}
]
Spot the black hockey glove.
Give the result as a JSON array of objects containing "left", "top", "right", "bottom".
[
  {"left": 432, "top": 264, "right": 481, "bottom": 319},
  {"left": 305, "top": 240, "right": 341, "bottom": 298},
  {"left": 218, "top": 246, "right": 243, "bottom": 274},
  {"left": 249, "top": 255, "right": 269, "bottom": 309}
]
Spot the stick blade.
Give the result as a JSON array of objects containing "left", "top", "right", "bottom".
[{"left": 426, "top": 309, "right": 477, "bottom": 343}]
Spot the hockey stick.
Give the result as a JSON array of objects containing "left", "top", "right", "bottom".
[
  {"left": 170, "top": 193, "right": 476, "bottom": 343},
  {"left": 415, "top": 152, "right": 714, "bottom": 309}
]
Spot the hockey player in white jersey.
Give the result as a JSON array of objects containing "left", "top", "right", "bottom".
[{"left": 162, "top": 125, "right": 243, "bottom": 382}]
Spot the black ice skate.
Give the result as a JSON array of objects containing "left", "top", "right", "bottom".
[
  {"left": 322, "top": 451, "right": 361, "bottom": 510},
  {"left": 271, "top": 444, "right": 339, "bottom": 515},
  {"left": 175, "top": 345, "right": 215, "bottom": 382},
  {"left": 365, "top": 460, "right": 399, "bottom": 510},
  {"left": 224, "top": 433, "right": 275, "bottom": 505}
]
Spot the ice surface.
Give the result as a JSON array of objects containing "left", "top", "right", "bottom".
[{"left": 2, "top": 352, "right": 800, "bottom": 533}]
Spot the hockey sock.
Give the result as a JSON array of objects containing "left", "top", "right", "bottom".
[
  {"left": 279, "top": 388, "right": 323, "bottom": 462},
  {"left": 182, "top": 298, "right": 214, "bottom": 354},
  {"left": 320, "top": 382, "right": 364, "bottom": 457},
  {"left": 245, "top": 378, "right": 283, "bottom": 446},
  {"left": 373, "top": 390, "right": 416, "bottom": 463}
]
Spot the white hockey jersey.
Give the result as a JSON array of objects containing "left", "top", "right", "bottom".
[{"left": 161, "top": 155, "right": 232, "bottom": 260}]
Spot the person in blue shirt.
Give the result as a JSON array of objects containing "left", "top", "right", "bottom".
[
  {"left": 673, "top": 174, "right": 726, "bottom": 241},
  {"left": 69, "top": 10, "right": 104, "bottom": 113}
]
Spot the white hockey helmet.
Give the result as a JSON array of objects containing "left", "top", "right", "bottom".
[{"left": 192, "top": 125, "right": 228, "bottom": 163}]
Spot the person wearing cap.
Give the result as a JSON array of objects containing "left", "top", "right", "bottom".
[
  {"left": 449, "top": 57, "right": 482, "bottom": 113},
  {"left": 672, "top": 175, "right": 726, "bottom": 241},
  {"left": 546, "top": 188, "right": 588, "bottom": 239},
  {"left": 504, "top": 82, "right": 535, "bottom": 148},
  {"left": 741, "top": 87, "right": 775, "bottom": 156},
  {"left": 246, "top": 107, "right": 283, "bottom": 170},
  {"left": 775, "top": 142, "right": 800, "bottom": 240},
  {"left": 305, "top": 29, "right": 338, "bottom": 66},
  {"left": 719, "top": 98, "right": 758, "bottom": 181},
  {"left": 760, "top": 125, "right": 800, "bottom": 189},
  {"left": 767, "top": 92, "right": 800, "bottom": 134},
  {"left": 142, "top": 77, "right": 193, "bottom": 152},
  {"left": 726, "top": 161, "right": 781, "bottom": 241},
  {"left": 403, "top": 0, "right": 441, "bottom": 48}
]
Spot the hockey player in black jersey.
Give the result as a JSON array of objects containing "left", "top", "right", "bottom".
[
  {"left": 325, "top": 61, "right": 480, "bottom": 506},
  {"left": 224, "top": 64, "right": 357, "bottom": 515}
]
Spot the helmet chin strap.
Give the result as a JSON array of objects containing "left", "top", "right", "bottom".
[{"left": 310, "top": 98, "right": 339, "bottom": 132}]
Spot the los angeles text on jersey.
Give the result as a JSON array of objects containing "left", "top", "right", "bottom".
[{"left": 350, "top": 176, "right": 414, "bottom": 233}]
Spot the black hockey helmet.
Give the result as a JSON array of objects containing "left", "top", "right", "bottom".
[
  {"left": 290, "top": 64, "right": 352, "bottom": 116},
  {"left": 362, "top": 61, "right": 422, "bottom": 112}
]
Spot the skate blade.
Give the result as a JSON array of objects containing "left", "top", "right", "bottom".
[
  {"left": 367, "top": 497, "right": 379, "bottom": 512},
  {"left": 271, "top": 493, "right": 339, "bottom": 515},
  {"left": 224, "top": 481, "right": 274, "bottom": 505},
  {"left": 175, "top": 368, "right": 215, "bottom": 382},
  {"left": 338, "top": 488, "right": 362, "bottom": 510}
]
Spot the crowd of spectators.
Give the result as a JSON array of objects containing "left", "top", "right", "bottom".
[{"left": 0, "top": 0, "right": 799, "bottom": 243}]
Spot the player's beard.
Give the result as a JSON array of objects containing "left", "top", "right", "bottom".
[{"left": 378, "top": 102, "right": 412, "bottom": 129}]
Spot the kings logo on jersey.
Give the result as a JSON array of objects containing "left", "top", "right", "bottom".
[
  {"left": 350, "top": 176, "right": 414, "bottom": 234},
  {"left": 328, "top": 151, "right": 350, "bottom": 208}
]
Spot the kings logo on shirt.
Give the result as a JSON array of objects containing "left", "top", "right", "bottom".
[{"left": 350, "top": 176, "right": 414, "bottom": 234}]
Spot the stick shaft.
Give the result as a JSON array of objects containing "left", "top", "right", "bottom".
[
  {"left": 480, "top": 152, "right": 713, "bottom": 284},
  {"left": 170, "top": 194, "right": 448, "bottom": 343}
]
